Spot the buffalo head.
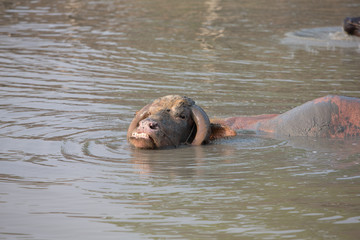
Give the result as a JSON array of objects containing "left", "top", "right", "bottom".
[
  {"left": 127, "top": 95, "right": 211, "bottom": 149},
  {"left": 343, "top": 17, "right": 360, "bottom": 37}
]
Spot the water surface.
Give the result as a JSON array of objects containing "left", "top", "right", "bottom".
[{"left": 1, "top": 0, "right": 360, "bottom": 239}]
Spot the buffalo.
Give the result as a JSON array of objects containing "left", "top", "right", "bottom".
[
  {"left": 343, "top": 17, "right": 360, "bottom": 37},
  {"left": 127, "top": 95, "right": 360, "bottom": 149}
]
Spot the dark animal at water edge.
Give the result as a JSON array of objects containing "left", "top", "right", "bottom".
[
  {"left": 127, "top": 95, "right": 360, "bottom": 149},
  {"left": 343, "top": 17, "right": 360, "bottom": 37}
]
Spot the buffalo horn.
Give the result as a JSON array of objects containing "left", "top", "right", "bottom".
[
  {"left": 127, "top": 104, "right": 151, "bottom": 141},
  {"left": 190, "top": 105, "right": 211, "bottom": 145}
]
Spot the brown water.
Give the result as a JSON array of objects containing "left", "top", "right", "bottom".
[{"left": 1, "top": 0, "right": 360, "bottom": 239}]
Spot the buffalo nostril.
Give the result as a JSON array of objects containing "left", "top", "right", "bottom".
[
  {"left": 139, "top": 119, "right": 159, "bottom": 131},
  {"left": 149, "top": 122, "right": 158, "bottom": 130}
]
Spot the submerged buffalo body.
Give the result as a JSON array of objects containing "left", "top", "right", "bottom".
[{"left": 128, "top": 95, "right": 360, "bottom": 149}]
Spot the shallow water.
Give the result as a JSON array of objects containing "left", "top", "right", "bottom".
[{"left": 1, "top": 0, "right": 360, "bottom": 239}]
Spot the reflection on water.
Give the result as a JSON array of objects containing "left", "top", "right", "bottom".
[
  {"left": 197, "top": 0, "right": 224, "bottom": 50},
  {"left": 1, "top": 0, "right": 360, "bottom": 239}
]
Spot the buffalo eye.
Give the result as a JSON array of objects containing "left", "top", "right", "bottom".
[{"left": 179, "top": 114, "right": 186, "bottom": 119}]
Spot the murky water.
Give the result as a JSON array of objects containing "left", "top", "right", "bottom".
[{"left": 1, "top": 0, "right": 360, "bottom": 239}]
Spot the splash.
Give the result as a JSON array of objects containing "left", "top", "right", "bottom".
[{"left": 282, "top": 27, "right": 360, "bottom": 49}]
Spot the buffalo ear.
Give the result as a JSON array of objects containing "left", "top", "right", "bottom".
[
  {"left": 190, "top": 105, "right": 211, "bottom": 145},
  {"left": 209, "top": 123, "right": 237, "bottom": 140},
  {"left": 127, "top": 104, "right": 151, "bottom": 141}
]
